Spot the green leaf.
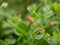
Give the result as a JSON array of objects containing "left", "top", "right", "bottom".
[
  {"left": 18, "top": 22, "right": 28, "bottom": 31},
  {"left": 35, "top": 33, "right": 45, "bottom": 40},
  {"left": 53, "top": 30, "right": 60, "bottom": 44},
  {"left": 50, "top": 2, "right": 60, "bottom": 11},
  {"left": 0, "top": 40, "right": 3, "bottom": 45},
  {"left": 47, "top": 37, "right": 57, "bottom": 45},
  {"left": 4, "top": 38, "right": 16, "bottom": 45},
  {"left": 7, "top": 19, "right": 29, "bottom": 37},
  {"left": 12, "top": 16, "right": 20, "bottom": 23}
]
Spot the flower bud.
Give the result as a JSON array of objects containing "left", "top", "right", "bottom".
[
  {"left": 37, "top": 28, "right": 45, "bottom": 33},
  {"left": 50, "top": 22, "right": 55, "bottom": 26},
  {"left": 28, "top": 16, "right": 33, "bottom": 24}
]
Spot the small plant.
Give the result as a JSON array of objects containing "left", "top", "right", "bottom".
[{"left": 0, "top": 0, "right": 60, "bottom": 45}]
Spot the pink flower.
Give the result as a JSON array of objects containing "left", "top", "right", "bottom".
[{"left": 2, "top": 2, "right": 8, "bottom": 8}]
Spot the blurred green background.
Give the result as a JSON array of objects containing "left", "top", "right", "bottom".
[{"left": 0, "top": 0, "right": 60, "bottom": 45}]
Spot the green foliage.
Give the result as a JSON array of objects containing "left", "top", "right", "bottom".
[{"left": 0, "top": 0, "right": 60, "bottom": 45}]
